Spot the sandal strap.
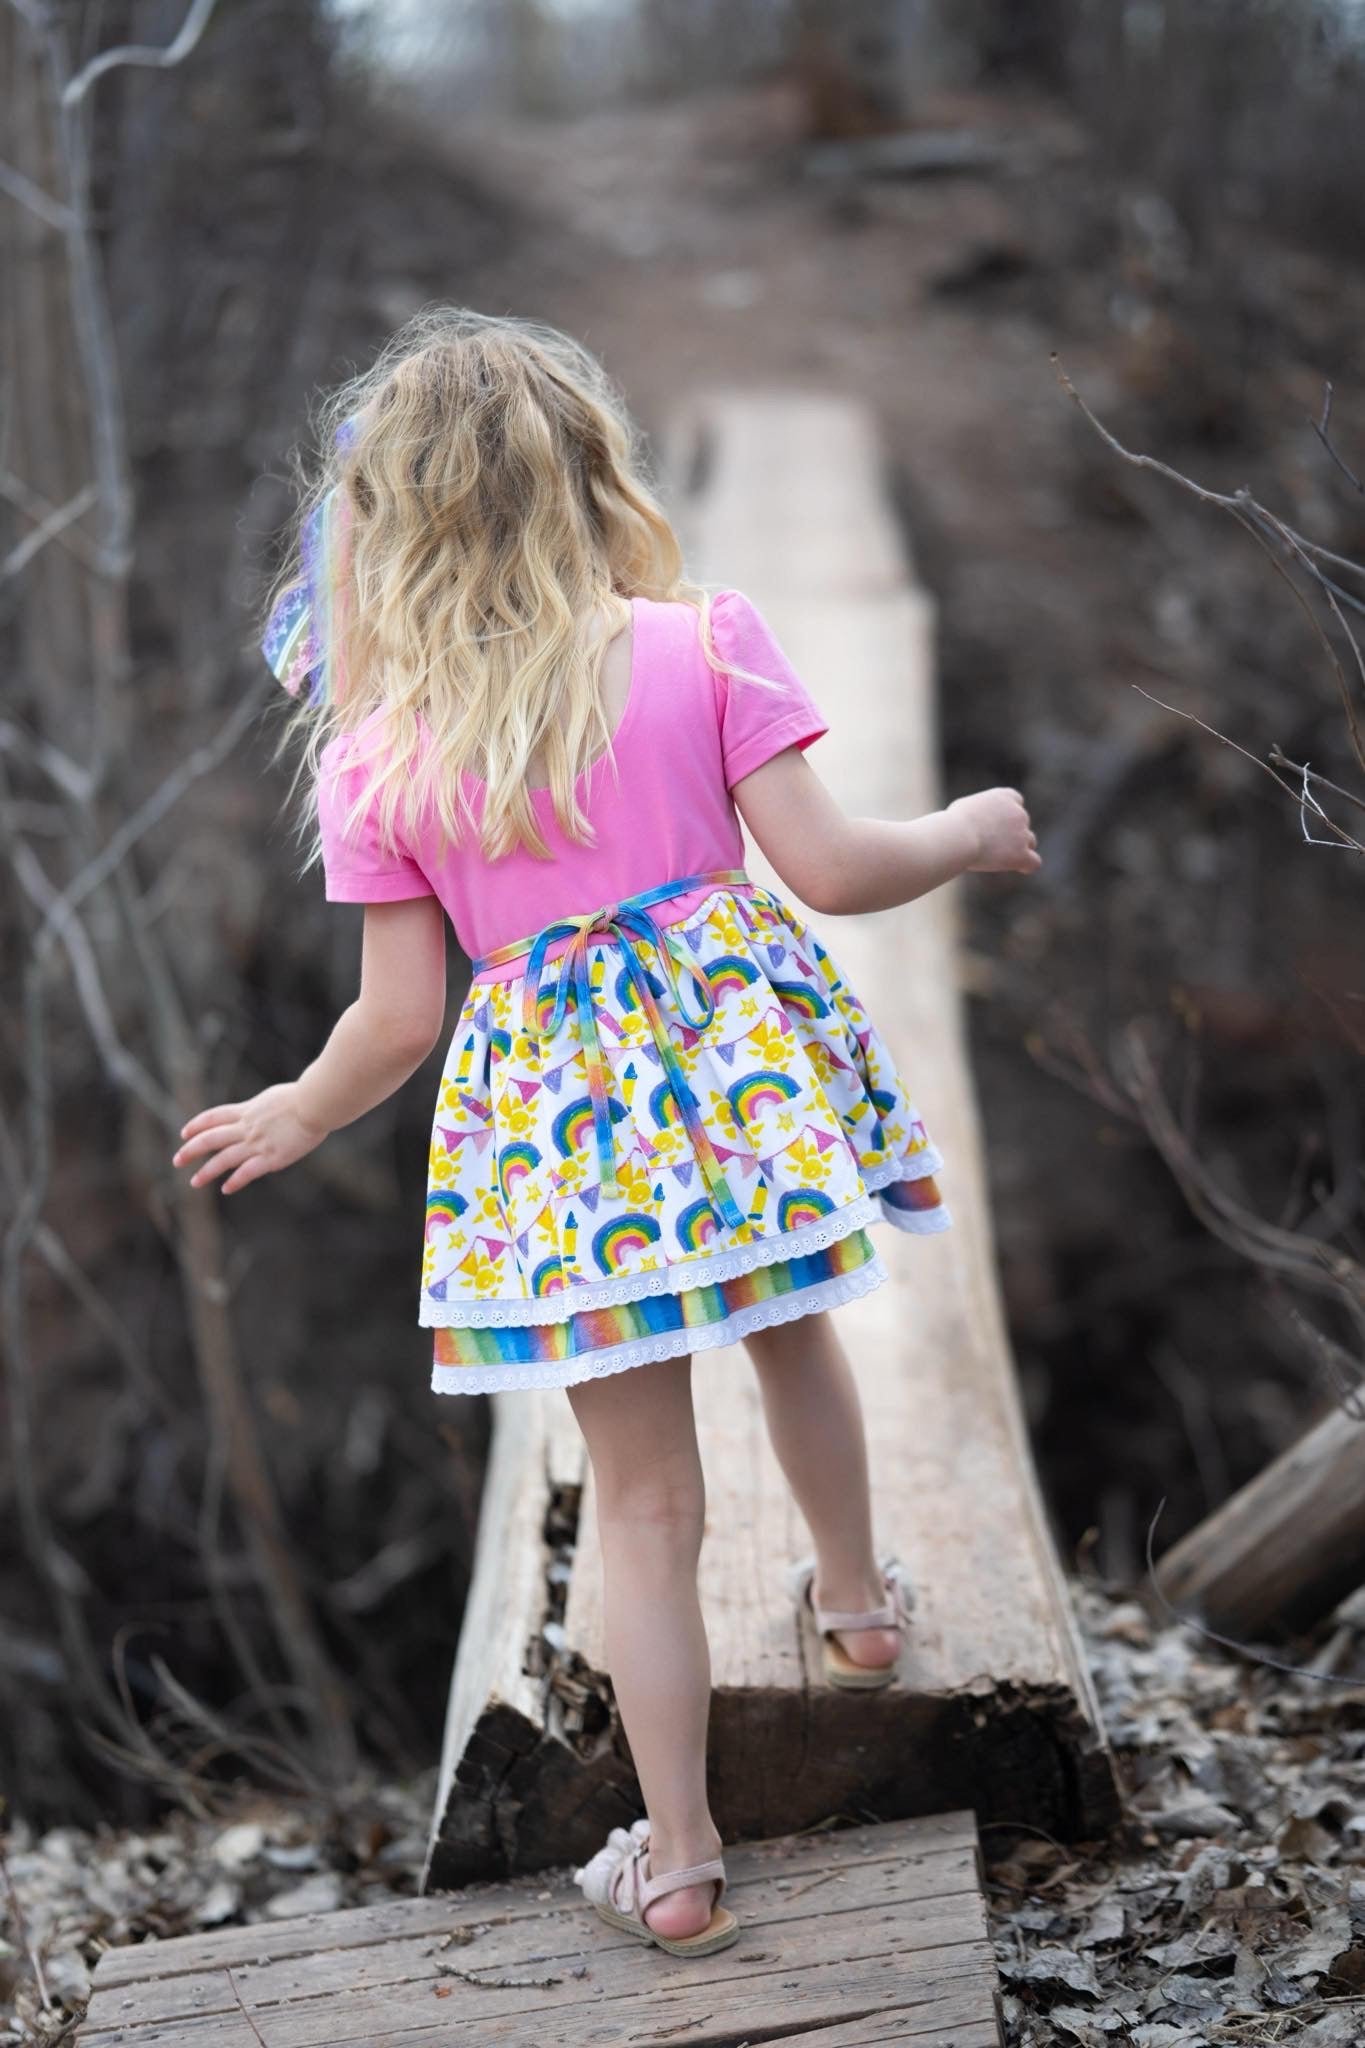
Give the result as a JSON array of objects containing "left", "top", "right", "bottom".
[
  {"left": 814, "top": 1597, "right": 897, "bottom": 1631},
  {"left": 639, "top": 1852, "right": 726, "bottom": 1910},
  {"left": 807, "top": 1567, "right": 907, "bottom": 1635}
]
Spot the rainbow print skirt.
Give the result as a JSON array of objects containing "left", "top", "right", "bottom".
[{"left": 421, "top": 883, "right": 951, "bottom": 1395}]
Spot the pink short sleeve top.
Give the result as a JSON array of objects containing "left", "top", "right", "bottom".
[{"left": 314, "top": 587, "right": 828, "bottom": 974}]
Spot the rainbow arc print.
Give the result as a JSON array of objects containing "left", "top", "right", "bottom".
[
  {"left": 704, "top": 953, "right": 761, "bottom": 999},
  {"left": 497, "top": 1141, "right": 541, "bottom": 1204},
  {"left": 727, "top": 1069, "right": 801, "bottom": 1124},
  {"left": 776, "top": 1189, "right": 836, "bottom": 1232},
  {"left": 592, "top": 1212, "right": 662, "bottom": 1275},
  {"left": 553, "top": 1093, "right": 626, "bottom": 1159},
  {"left": 676, "top": 1197, "right": 721, "bottom": 1252}
]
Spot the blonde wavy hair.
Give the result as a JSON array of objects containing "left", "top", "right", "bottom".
[{"left": 265, "top": 306, "right": 762, "bottom": 869}]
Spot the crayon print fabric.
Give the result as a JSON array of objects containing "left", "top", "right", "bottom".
[{"left": 422, "top": 883, "right": 951, "bottom": 1394}]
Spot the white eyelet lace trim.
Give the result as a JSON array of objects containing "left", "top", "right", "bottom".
[
  {"left": 417, "top": 1148, "right": 943, "bottom": 1329},
  {"left": 429, "top": 1255, "right": 890, "bottom": 1397},
  {"left": 863, "top": 1152, "right": 944, "bottom": 1193},
  {"left": 879, "top": 1198, "right": 954, "bottom": 1235}
]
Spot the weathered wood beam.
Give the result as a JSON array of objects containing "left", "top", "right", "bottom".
[{"left": 1155, "top": 1398, "right": 1365, "bottom": 1638}]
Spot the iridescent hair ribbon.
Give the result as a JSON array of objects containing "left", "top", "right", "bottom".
[{"left": 261, "top": 412, "right": 361, "bottom": 708}]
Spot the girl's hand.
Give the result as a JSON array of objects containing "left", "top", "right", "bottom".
[
  {"left": 172, "top": 1083, "right": 329, "bottom": 1195},
  {"left": 946, "top": 788, "right": 1040, "bottom": 875}
]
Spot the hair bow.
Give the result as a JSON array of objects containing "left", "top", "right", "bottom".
[{"left": 261, "top": 413, "right": 360, "bottom": 706}]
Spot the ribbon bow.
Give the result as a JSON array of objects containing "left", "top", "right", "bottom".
[
  {"left": 261, "top": 411, "right": 362, "bottom": 706},
  {"left": 476, "top": 870, "right": 750, "bottom": 1230}
]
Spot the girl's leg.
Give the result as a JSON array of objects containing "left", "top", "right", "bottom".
[
  {"left": 566, "top": 1352, "right": 723, "bottom": 1939},
  {"left": 744, "top": 1311, "right": 900, "bottom": 1668}
]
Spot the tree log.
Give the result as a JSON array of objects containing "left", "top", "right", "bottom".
[{"left": 1155, "top": 1399, "right": 1365, "bottom": 1639}]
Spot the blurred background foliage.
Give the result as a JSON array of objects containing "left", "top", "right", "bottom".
[{"left": 3, "top": 0, "right": 1362, "bottom": 1828}]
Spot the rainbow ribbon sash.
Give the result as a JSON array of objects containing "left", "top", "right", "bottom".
[{"left": 472, "top": 871, "right": 751, "bottom": 1231}]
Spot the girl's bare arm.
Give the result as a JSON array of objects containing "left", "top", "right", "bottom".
[
  {"left": 731, "top": 745, "right": 1039, "bottom": 915},
  {"left": 173, "top": 896, "right": 447, "bottom": 1193}
]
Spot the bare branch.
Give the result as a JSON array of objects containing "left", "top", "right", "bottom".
[
  {"left": 1277, "top": 526, "right": 1365, "bottom": 584},
  {"left": 0, "top": 719, "right": 95, "bottom": 802},
  {"left": 10, "top": 839, "right": 178, "bottom": 1124},
  {"left": 1052, "top": 352, "right": 1244, "bottom": 516},
  {"left": 30, "top": 1220, "right": 176, "bottom": 1421},
  {"left": 1312, "top": 379, "right": 1364, "bottom": 496},
  {"left": 61, "top": 0, "right": 220, "bottom": 107},
  {"left": 1, "top": 480, "right": 96, "bottom": 577},
  {"left": 0, "top": 463, "right": 109, "bottom": 572},
  {"left": 1117, "top": 1021, "right": 1365, "bottom": 1361},
  {"left": 1127, "top": 682, "right": 1363, "bottom": 853},
  {"left": 0, "top": 150, "right": 72, "bottom": 230},
  {"left": 1268, "top": 744, "right": 1365, "bottom": 819},
  {"left": 18, "top": 664, "right": 273, "bottom": 979},
  {"left": 1243, "top": 496, "right": 1365, "bottom": 778},
  {"left": 1290, "top": 758, "right": 1365, "bottom": 852},
  {"left": 1027, "top": 1017, "right": 1365, "bottom": 1396},
  {"left": 1054, "top": 351, "right": 1365, "bottom": 788}
]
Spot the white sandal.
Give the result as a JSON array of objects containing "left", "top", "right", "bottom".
[
  {"left": 573, "top": 1817, "right": 739, "bottom": 1955},
  {"left": 786, "top": 1550, "right": 913, "bottom": 1689}
]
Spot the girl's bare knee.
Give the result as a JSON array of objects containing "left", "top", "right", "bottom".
[
  {"left": 745, "top": 1308, "right": 832, "bottom": 1372},
  {"left": 596, "top": 1460, "right": 705, "bottom": 1543}
]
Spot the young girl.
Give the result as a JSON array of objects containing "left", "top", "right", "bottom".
[{"left": 172, "top": 308, "right": 1038, "bottom": 1959}]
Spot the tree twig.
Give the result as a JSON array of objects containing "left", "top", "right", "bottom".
[
  {"left": 1121, "top": 1022, "right": 1365, "bottom": 1355},
  {"left": 61, "top": 0, "right": 220, "bottom": 108},
  {"left": 1311, "top": 379, "right": 1364, "bottom": 496},
  {"left": 10, "top": 838, "right": 178, "bottom": 1122},
  {"left": 224, "top": 1967, "right": 270, "bottom": 2048},
  {"left": 0, "top": 463, "right": 109, "bottom": 573},
  {"left": 1127, "top": 682, "right": 1362, "bottom": 852},
  {"left": 2, "top": 480, "right": 96, "bottom": 577},
  {"left": 0, "top": 149, "right": 72, "bottom": 229},
  {"left": 1268, "top": 744, "right": 1365, "bottom": 818},
  {"left": 1053, "top": 353, "right": 1365, "bottom": 784}
]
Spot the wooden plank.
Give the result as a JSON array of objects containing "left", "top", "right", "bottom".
[
  {"left": 78, "top": 1813, "right": 1001, "bottom": 2047},
  {"left": 89, "top": 1811, "right": 976, "bottom": 1985},
  {"left": 83, "top": 1958, "right": 998, "bottom": 2048},
  {"left": 679, "top": 395, "right": 1113, "bottom": 1831},
  {"left": 82, "top": 1932, "right": 994, "bottom": 2045},
  {"left": 84, "top": 1846, "right": 982, "bottom": 2024},
  {"left": 423, "top": 390, "right": 1115, "bottom": 1886},
  {"left": 80, "top": 1876, "right": 984, "bottom": 2033}
]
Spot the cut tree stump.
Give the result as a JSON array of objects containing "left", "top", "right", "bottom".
[
  {"left": 423, "top": 390, "right": 1116, "bottom": 1891},
  {"left": 1155, "top": 1396, "right": 1365, "bottom": 1638},
  {"left": 76, "top": 1812, "right": 1003, "bottom": 2047}
]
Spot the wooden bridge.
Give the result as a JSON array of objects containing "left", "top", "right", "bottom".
[{"left": 76, "top": 392, "right": 1115, "bottom": 2047}]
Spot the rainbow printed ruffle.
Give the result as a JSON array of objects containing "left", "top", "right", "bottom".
[{"left": 433, "top": 1228, "right": 880, "bottom": 1382}]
